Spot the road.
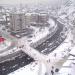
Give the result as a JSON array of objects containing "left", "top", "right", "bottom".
[
  {"left": 35, "top": 20, "right": 67, "bottom": 55},
  {"left": 0, "top": 51, "right": 34, "bottom": 75},
  {"left": 16, "top": 18, "right": 71, "bottom": 75}
]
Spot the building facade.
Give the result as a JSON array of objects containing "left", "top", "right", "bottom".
[
  {"left": 10, "top": 13, "right": 26, "bottom": 34},
  {"left": 30, "top": 13, "right": 49, "bottom": 26},
  {"left": 10, "top": 12, "right": 49, "bottom": 34}
]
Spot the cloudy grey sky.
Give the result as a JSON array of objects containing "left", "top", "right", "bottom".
[
  {"left": 0, "top": 0, "right": 64, "bottom": 5},
  {"left": 0, "top": 0, "right": 74, "bottom": 7},
  {"left": 0, "top": 0, "right": 47, "bottom": 4}
]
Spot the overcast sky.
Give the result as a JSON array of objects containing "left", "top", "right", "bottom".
[
  {"left": 0, "top": 0, "right": 64, "bottom": 5},
  {"left": 0, "top": 0, "right": 74, "bottom": 6},
  {"left": 0, "top": 0, "right": 47, "bottom": 4}
]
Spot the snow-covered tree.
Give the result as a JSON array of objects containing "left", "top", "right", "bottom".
[{"left": 62, "top": 0, "right": 73, "bottom": 7}]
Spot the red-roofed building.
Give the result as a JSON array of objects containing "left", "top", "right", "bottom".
[{"left": 0, "top": 37, "right": 5, "bottom": 43}]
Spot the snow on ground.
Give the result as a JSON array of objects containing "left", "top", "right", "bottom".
[
  {"left": 22, "top": 18, "right": 57, "bottom": 45},
  {"left": 2, "top": 18, "right": 73, "bottom": 75},
  {"left": 8, "top": 33, "right": 75, "bottom": 75},
  {"left": 8, "top": 30, "right": 73, "bottom": 75},
  {"left": 8, "top": 61, "right": 39, "bottom": 75},
  {"left": 0, "top": 40, "right": 11, "bottom": 51},
  {"left": 58, "top": 56, "right": 75, "bottom": 75},
  {"left": 48, "top": 18, "right": 55, "bottom": 27},
  {"left": 8, "top": 26, "right": 73, "bottom": 75},
  {"left": 30, "top": 27, "right": 49, "bottom": 43},
  {"left": 70, "top": 46, "right": 75, "bottom": 55},
  {"left": 8, "top": 60, "right": 47, "bottom": 75},
  {"left": 47, "top": 31, "right": 72, "bottom": 60}
]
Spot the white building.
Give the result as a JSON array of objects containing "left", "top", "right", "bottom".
[
  {"left": 30, "top": 13, "right": 49, "bottom": 26},
  {"left": 25, "top": 13, "right": 31, "bottom": 27}
]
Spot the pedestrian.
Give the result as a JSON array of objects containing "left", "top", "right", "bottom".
[
  {"left": 54, "top": 53, "right": 56, "bottom": 57},
  {"left": 51, "top": 66, "right": 54, "bottom": 75},
  {"left": 51, "top": 70, "right": 54, "bottom": 75}
]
